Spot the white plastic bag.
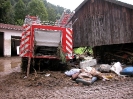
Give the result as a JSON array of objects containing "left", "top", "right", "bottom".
[
  {"left": 65, "top": 69, "right": 81, "bottom": 76},
  {"left": 110, "top": 62, "right": 122, "bottom": 75}
]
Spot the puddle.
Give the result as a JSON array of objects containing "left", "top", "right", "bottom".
[{"left": 0, "top": 57, "right": 21, "bottom": 76}]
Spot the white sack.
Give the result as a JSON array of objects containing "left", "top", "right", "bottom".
[
  {"left": 65, "top": 69, "right": 81, "bottom": 76},
  {"left": 110, "top": 62, "right": 122, "bottom": 75}
]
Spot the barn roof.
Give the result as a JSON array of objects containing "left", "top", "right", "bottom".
[
  {"left": 67, "top": 0, "right": 133, "bottom": 27},
  {"left": 0, "top": 23, "right": 23, "bottom": 31},
  {"left": 75, "top": 0, "right": 133, "bottom": 13}
]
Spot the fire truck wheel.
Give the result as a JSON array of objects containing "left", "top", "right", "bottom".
[{"left": 21, "top": 57, "right": 28, "bottom": 73}]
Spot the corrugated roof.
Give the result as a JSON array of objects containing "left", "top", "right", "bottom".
[
  {"left": 75, "top": 0, "right": 133, "bottom": 13},
  {"left": 0, "top": 23, "right": 23, "bottom": 31}
]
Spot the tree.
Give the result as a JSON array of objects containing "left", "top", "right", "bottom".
[
  {"left": 43, "top": 0, "right": 47, "bottom": 7},
  {"left": 27, "top": 0, "right": 48, "bottom": 21},
  {"left": 0, "top": 0, "right": 14, "bottom": 24},
  {"left": 14, "top": 0, "right": 26, "bottom": 25},
  {"left": 47, "top": 7, "right": 56, "bottom": 22},
  {"left": 56, "top": 6, "right": 64, "bottom": 16},
  {"left": 7, "top": 5, "right": 15, "bottom": 24},
  {"left": 0, "top": 0, "right": 66, "bottom": 25},
  {"left": 23, "top": 0, "right": 31, "bottom": 5},
  {"left": 10, "top": 0, "right": 16, "bottom": 6}
]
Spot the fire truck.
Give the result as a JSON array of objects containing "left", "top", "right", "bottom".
[{"left": 20, "top": 11, "right": 73, "bottom": 72}]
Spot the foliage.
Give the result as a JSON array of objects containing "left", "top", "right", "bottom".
[
  {"left": 74, "top": 47, "right": 93, "bottom": 55},
  {"left": 0, "top": 0, "right": 14, "bottom": 24},
  {"left": 60, "top": 49, "right": 66, "bottom": 63},
  {"left": 27, "top": 0, "right": 48, "bottom": 21},
  {"left": 15, "top": 19, "right": 24, "bottom": 26},
  {"left": 10, "top": 0, "right": 31, "bottom": 5},
  {"left": 6, "top": 5, "right": 15, "bottom": 24},
  {"left": 57, "top": 44, "right": 66, "bottom": 63},
  {"left": 14, "top": 0, "right": 26, "bottom": 25},
  {"left": 47, "top": 7, "right": 56, "bottom": 22},
  {"left": 10, "top": 0, "right": 16, "bottom": 6},
  {"left": 46, "top": 2, "right": 65, "bottom": 21},
  {"left": 1, "top": 0, "right": 67, "bottom": 25}
]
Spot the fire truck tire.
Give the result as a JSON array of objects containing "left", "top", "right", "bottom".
[{"left": 21, "top": 57, "right": 28, "bottom": 73}]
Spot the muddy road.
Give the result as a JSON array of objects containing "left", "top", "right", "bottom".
[{"left": 0, "top": 57, "right": 133, "bottom": 99}]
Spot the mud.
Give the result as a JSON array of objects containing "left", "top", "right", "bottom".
[{"left": 0, "top": 57, "right": 133, "bottom": 99}]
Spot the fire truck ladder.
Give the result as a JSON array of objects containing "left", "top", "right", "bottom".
[{"left": 58, "top": 10, "right": 73, "bottom": 28}]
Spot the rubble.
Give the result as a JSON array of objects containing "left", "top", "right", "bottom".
[
  {"left": 80, "top": 59, "right": 97, "bottom": 69},
  {"left": 65, "top": 53, "right": 133, "bottom": 86}
]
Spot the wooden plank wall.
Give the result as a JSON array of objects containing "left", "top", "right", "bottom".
[{"left": 72, "top": 0, "right": 133, "bottom": 47}]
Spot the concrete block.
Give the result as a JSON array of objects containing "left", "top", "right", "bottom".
[{"left": 80, "top": 59, "right": 97, "bottom": 69}]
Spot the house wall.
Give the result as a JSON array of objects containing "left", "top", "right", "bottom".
[
  {"left": 72, "top": 0, "right": 133, "bottom": 47},
  {"left": 0, "top": 29, "right": 22, "bottom": 57}
]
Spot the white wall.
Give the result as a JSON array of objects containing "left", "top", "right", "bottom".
[{"left": 0, "top": 29, "right": 22, "bottom": 57}]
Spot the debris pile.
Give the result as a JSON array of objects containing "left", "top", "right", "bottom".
[{"left": 65, "top": 54, "right": 133, "bottom": 85}]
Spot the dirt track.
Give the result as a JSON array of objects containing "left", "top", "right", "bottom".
[{"left": 0, "top": 57, "right": 133, "bottom": 99}]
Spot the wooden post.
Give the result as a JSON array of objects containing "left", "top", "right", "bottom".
[{"left": 27, "top": 57, "right": 31, "bottom": 77}]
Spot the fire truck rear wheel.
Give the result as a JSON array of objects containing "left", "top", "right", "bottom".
[{"left": 21, "top": 57, "right": 28, "bottom": 73}]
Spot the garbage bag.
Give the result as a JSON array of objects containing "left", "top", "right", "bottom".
[
  {"left": 76, "top": 76, "right": 98, "bottom": 85},
  {"left": 65, "top": 69, "right": 81, "bottom": 76},
  {"left": 120, "top": 67, "right": 133, "bottom": 75},
  {"left": 110, "top": 62, "right": 122, "bottom": 75}
]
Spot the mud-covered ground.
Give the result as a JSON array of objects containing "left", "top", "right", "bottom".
[{"left": 0, "top": 57, "right": 133, "bottom": 99}]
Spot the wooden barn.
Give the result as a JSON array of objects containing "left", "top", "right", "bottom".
[{"left": 71, "top": 0, "right": 133, "bottom": 64}]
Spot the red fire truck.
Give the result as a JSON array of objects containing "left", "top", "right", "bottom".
[{"left": 20, "top": 11, "right": 73, "bottom": 72}]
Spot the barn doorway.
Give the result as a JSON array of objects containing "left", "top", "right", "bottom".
[
  {"left": 11, "top": 36, "right": 21, "bottom": 56},
  {"left": 0, "top": 32, "right": 4, "bottom": 57}
]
